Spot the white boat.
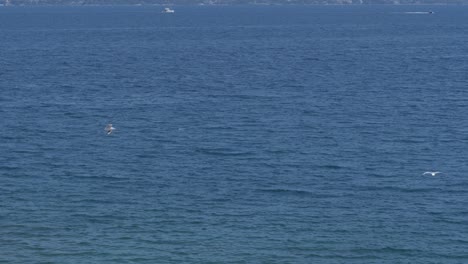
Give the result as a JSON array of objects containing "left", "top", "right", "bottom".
[
  {"left": 162, "top": 7, "right": 175, "bottom": 13},
  {"left": 404, "top": 11, "right": 434, "bottom": 14}
]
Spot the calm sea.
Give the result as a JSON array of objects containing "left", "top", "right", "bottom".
[{"left": 1, "top": 5, "right": 468, "bottom": 263}]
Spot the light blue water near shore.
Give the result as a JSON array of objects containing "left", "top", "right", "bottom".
[{"left": 1, "top": 5, "right": 468, "bottom": 263}]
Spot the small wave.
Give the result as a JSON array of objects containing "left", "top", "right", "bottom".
[
  {"left": 0, "top": 165, "right": 21, "bottom": 171},
  {"left": 303, "top": 57, "right": 320, "bottom": 61},
  {"left": 357, "top": 185, "right": 442, "bottom": 193},
  {"left": 352, "top": 246, "right": 423, "bottom": 256},
  {"left": 447, "top": 239, "right": 468, "bottom": 245},
  {"left": 315, "top": 164, "right": 347, "bottom": 170},
  {"left": 73, "top": 174, "right": 128, "bottom": 181},
  {"left": 195, "top": 147, "right": 253, "bottom": 157},
  {"left": 201, "top": 124, "right": 235, "bottom": 130},
  {"left": 257, "top": 188, "right": 338, "bottom": 198},
  {"left": 259, "top": 188, "right": 312, "bottom": 195},
  {"left": 432, "top": 218, "right": 468, "bottom": 226}
]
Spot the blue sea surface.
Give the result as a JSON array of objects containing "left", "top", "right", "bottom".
[{"left": 1, "top": 5, "right": 468, "bottom": 263}]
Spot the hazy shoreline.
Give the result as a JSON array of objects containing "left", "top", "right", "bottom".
[{"left": 1, "top": 1, "right": 467, "bottom": 7}]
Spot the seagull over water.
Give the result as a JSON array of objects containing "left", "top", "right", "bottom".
[
  {"left": 423, "top": 171, "right": 441, "bottom": 176},
  {"left": 105, "top": 123, "right": 115, "bottom": 135}
]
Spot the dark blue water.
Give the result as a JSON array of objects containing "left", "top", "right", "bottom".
[{"left": 1, "top": 5, "right": 468, "bottom": 263}]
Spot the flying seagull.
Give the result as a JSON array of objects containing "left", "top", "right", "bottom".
[
  {"left": 423, "top": 171, "right": 441, "bottom": 176},
  {"left": 105, "top": 124, "right": 115, "bottom": 135}
]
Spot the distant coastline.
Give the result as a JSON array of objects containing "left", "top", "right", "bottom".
[{"left": 1, "top": 0, "right": 468, "bottom": 7}]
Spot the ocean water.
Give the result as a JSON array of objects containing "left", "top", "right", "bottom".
[{"left": 1, "top": 5, "right": 468, "bottom": 263}]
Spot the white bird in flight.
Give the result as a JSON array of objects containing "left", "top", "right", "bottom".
[
  {"left": 105, "top": 124, "right": 115, "bottom": 135},
  {"left": 423, "top": 171, "right": 441, "bottom": 176}
]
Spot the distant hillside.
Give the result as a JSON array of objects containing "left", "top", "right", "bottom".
[{"left": 2, "top": 0, "right": 467, "bottom": 6}]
